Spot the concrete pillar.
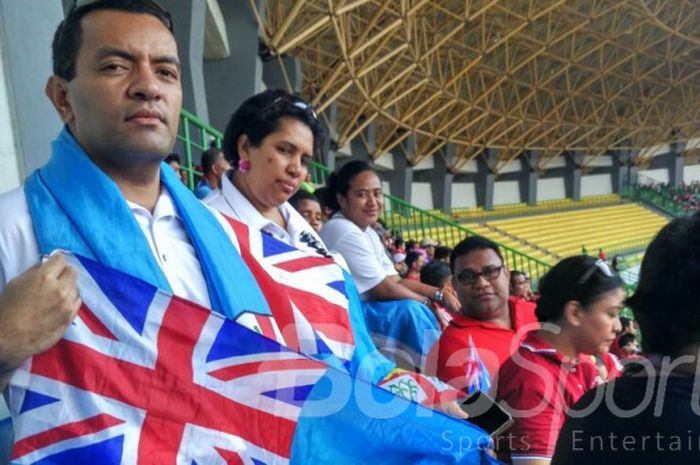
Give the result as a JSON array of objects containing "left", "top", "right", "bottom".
[
  {"left": 669, "top": 138, "right": 686, "bottom": 187},
  {"left": 612, "top": 149, "right": 631, "bottom": 193},
  {"left": 204, "top": 0, "right": 264, "bottom": 131},
  {"left": 389, "top": 133, "right": 414, "bottom": 202},
  {"left": 0, "top": 1, "right": 64, "bottom": 178},
  {"left": 263, "top": 55, "right": 303, "bottom": 92},
  {"left": 431, "top": 144, "right": 455, "bottom": 213},
  {"left": 476, "top": 148, "right": 497, "bottom": 210},
  {"left": 519, "top": 150, "right": 539, "bottom": 206},
  {"left": 565, "top": 151, "right": 583, "bottom": 200},
  {"left": 350, "top": 122, "right": 375, "bottom": 163},
  {"left": 321, "top": 103, "right": 339, "bottom": 172},
  {"left": 160, "top": 0, "right": 209, "bottom": 122}
]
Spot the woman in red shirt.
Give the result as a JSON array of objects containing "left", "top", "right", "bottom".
[{"left": 495, "top": 256, "right": 625, "bottom": 464}]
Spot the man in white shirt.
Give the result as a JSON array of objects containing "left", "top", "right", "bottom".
[{"left": 0, "top": 1, "right": 221, "bottom": 393}]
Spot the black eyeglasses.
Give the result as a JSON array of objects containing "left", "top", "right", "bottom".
[
  {"left": 455, "top": 265, "right": 503, "bottom": 285},
  {"left": 70, "top": 0, "right": 173, "bottom": 32},
  {"left": 254, "top": 95, "right": 318, "bottom": 121},
  {"left": 577, "top": 259, "right": 614, "bottom": 286}
]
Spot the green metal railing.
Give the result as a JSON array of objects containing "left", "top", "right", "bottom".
[{"left": 177, "top": 108, "right": 223, "bottom": 190}]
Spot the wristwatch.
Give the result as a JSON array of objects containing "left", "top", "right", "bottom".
[{"left": 432, "top": 289, "right": 444, "bottom": 303}]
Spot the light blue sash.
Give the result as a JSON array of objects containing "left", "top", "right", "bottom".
[{"left": 24, "top": 127, "right": 270, "bottom": 318}]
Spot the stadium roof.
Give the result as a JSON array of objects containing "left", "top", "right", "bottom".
[{"left": 254, "top": 0, "right": 700, "bottom": 173}]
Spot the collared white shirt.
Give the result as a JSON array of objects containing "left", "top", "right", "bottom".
[
  {"left": 0, "top": 187, "right": 210, "bottom": 308},
  {"left": 206, "top": 174, "right": 337, "bottom": 262},
  {"left": 320, "top": 212, "right": 397, "bottom": 298}
]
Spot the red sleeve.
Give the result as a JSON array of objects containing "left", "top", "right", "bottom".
[{"left": 496, "top": 360, "right": 565, "bottom": 459}]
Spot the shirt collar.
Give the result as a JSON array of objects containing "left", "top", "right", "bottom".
[
  {"left": 126, "top": 188, "right": 179, "bottom": 221},
  {"left": 520, "top": 330, "right": 580, "bottom": 367},
  {"left": 221, "top": 174, "right": 291, "bottom": 241}
]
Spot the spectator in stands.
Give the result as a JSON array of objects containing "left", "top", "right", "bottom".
[
  {"left": 0, "top": 0, "right": 274, "bottom": 436},
  {"left": 206, "top": 90, "right": 334, "bottom": 259},
  {"left": 164, "top": 152, "right": 186, "bottom": 183},
  {"left": 434, "top": 245, "right": 452, "bottom": 263},
  {"left": 598, "top": 248, "right": 607, "bottom": 261},
  {"left": 320, "top": 161, "right": 459, "bottom": 320},
  {"left": 616, "top": 332, "right": 640, "bottom": 358},
  {"left": 496, "top": 255, "right": 624, "bottom": 464},
  {"left": 553, "top": 212, "right": 700, "bottom": 464},
  {"left": 320, "top": 160, "right": 459, "bottom": 369},
  {"left": 289, "top": 189, "right": 323, "bottom": 233},
  {"left": 420, "top": 238, "right": 438, "bottom": 261},
  {"left": 392, "top": 252, "right": 407, "bottom": 276},
  {"left": 509, "top": 270, "right": 535, "bottom": 302},
  {"left": 393, "top": 237, "right": 406, "bottom": 254},
  {"left": 609, "top": 315, "right": 638, "bottom": 358},
  {"left": 404, "top": 251, "right": 425, "bottom": 282},
  {"left": 193, "top": 147, "right": 230, "bottom": 199},
  {"left": 420, "top": 261, "right": 456, "bottom": 325},
  {"left": 436, "top": 236, "right": 538, "bottom": 391}
]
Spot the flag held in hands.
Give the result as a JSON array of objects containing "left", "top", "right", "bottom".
[{"left": 8, "top": 253, "right": 501, "bottom": 464}]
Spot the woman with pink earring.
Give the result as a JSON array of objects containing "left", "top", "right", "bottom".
[{"left": 205, "top": 90, "right": 333, "bottom": 259}]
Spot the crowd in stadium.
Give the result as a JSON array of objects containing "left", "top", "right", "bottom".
[
  {"left": 636, "top": 181, "right": 700, "bottom": 214},
  {"left": 1, "top": 1, "right": 699, "bottom": 465}
]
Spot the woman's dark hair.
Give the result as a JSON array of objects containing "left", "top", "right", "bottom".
[
  {"left": 222, "top": 89, "right": 326, "bottom": 167},
  {"left": 52, "top": 0, "right": 174, "bottom": 81},
  {"left": 324, "top": 160, "right": 377, "bottom": 213},
  {"left": 420, "top": 261, "right": 451, "bottom": 288},
  {"left": 627, "top": 212, "right": 700, "bottom": 356},
  {"left": 535, "top": 255, "right": 624, "bottom": 323},
  {"left": 405, "top": 251, "right": 423, "bottom": 271}
]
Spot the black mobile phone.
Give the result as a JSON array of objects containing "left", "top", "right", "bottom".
[{"left": 459, "top": 390, "right": 514, "bottom": 437}]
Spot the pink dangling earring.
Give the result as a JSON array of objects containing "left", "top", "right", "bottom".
[{"left": 238, "top": 159, "right": 250, "bottom": 173}]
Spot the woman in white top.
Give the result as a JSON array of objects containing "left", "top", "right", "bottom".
[
  {"left": 205, "top": 89, "right": 332, "bottom": 260},
  {"left": 320, "top": 161, "right": 460, "bottom": 370}
]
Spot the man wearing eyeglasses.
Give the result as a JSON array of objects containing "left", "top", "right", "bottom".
[{"left": 436, "top": 236, "right": 538, "bottom": 392}]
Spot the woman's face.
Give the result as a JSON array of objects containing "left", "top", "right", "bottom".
[
  {"left": 512, "top": 274, "right": 531, "bottom": 298},
  {"left": 573, "top": 287, "right": 624, "bottom": 355},
  {"left": 337, "top": 170, "right": 383, "bottom": 229},
  {"left": 238, "top": 117, "right": 314, "bottom": 210}
]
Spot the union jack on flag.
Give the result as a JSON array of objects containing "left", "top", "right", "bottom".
[
  {"left": 220, "top": 216, "right": 356, "bottom": 367},
  {"left": 8, "top": 253, "right": 328, "bottom": 464}
]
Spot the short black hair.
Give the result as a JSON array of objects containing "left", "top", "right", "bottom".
[
  {"left": 619, "top": 316, "right": 633, "bottom": 331},
  {"left": 200, "top": 148, "right": 223, "bottom": 175},
  {"left": 433, "top": 245, "right": 452, "bottom": 261},
  {"left": 449, "top": 235, "right": 503, "bottom": 273},
  {"left": 627, "top": 212, "right": 700, "bottom": 356},
  {"left": 617, "top": 333, "right": 636, "bottom": 348},
  {"left": 420, "top": 261, "right": 451, "bottom": 288},
  {"left": 223, "top": 89, "right": 325, "bottom": 168},
  {"left": 535, "top": 255, "right": 624, "bottom": 323},
  {"left": 289, "top": 189, "right": 319, "bottom": 209},
  {"left": 324, "top": 160, "right": 378, "bottom": 214},
  {"left": 52, "top": 0, "right": 174, "bottom": 81},
  {"left": 164, "top": 153, "right": 180, "bottom": 164},
  {"left": 405, "top": 251, "right": 423, "bottom": 270}
]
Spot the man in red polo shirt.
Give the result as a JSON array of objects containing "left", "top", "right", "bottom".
[{"left": 436, "top": 236, "right": 538, "bottom": 392}]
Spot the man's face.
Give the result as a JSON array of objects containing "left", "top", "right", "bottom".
[
  {"left": 452, "top": 248, "right": 510, "bottom": 320},
  {"left": 54, "top": 10, "right": 181, "bottom": 169}
]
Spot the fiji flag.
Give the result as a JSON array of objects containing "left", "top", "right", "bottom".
[{"left": 8, "top": 253, "right": 501, "bottom": 465}]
